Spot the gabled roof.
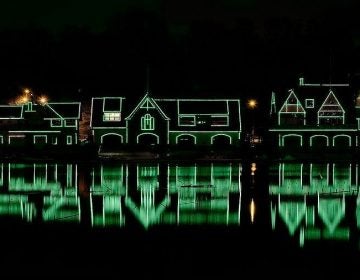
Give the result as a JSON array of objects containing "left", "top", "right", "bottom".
[
  {"left": 0, "top": 105, "right": 23, "bottom": 119},
  {"left": 279, "top": 90, "right": 305, "bottom": 113},
  {"left": 273, "top": 79, "right": 356, "bottom": 125},
  {"left": 44, "top": 103, "right": 81, "bottom": 119},
  {"left": 125, "top": 94, "right": 170, "bottom": 121},
  {"left": 318, "top": 90, "right": 345, "bottom": 113},
  {"left": 296, "top": 86, "right": 350, "bottom": 113}
]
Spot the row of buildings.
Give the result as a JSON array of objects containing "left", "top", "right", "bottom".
[{"left": 0, "top": 76, "right": 359, "bottom": 154}]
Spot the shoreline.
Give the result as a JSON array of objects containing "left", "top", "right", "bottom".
[{"left": 0, "top": 144, "right": 357, "bottom": 163}]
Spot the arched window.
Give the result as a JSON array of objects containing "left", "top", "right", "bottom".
[{"left": 141, "top": 114, "right": 154, "bottom": 130}]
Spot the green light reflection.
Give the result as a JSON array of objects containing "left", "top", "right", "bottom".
[
  {"left": 0, "top": 162, "right": 241, "bottom": 228},
  {"left": 270, "top": 162, "right": 357, "bottom": 247}
]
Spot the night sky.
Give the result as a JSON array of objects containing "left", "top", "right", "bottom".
[
  {"left": 1, "top": 0, "right": 358, "bottom": 31},
  {"left": 0, "top": 0, "right": 360, "bottom": 106}
]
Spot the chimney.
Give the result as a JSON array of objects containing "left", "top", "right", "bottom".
[{"left": 299, "top": 77, "right": 304, "bottom": 86}]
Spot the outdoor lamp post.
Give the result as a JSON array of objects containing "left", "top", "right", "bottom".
[{"left": 247, "top": 99, "right": 258, "bottom": 147}]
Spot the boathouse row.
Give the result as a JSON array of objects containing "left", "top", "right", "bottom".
[
  {"left": 269, "top": 77, "right": 360, "bottom": 150},
  {"left": 90, "top": 94, "right": 242, "bottom": 148},
  {"left": 0, "top": 101, "right": 81, "bottom": 147}
]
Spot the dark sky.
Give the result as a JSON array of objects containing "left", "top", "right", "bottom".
[
  {"left": 1, "top": 0, "right": 360, "bottom": 104},
  {"left": 1, "top": 0, "right": 358, "bottom": 31}
]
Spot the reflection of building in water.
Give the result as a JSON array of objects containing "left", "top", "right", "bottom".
[
  {"left": 125, "top": 163, "right": 170, "bottom": 228},
  {"left": 0, "top": 162, "right": 242, "bottom": 228},
  {"left": 0, "top": 194, "right": 35, "bottom": 222},
  {"left": 162, "top": 163, "right": 242, "bottom": 225},
  {"left": 270, "top": 162, "right": 358, "bottom": 247},
  {"left": 90, "top": 163, "right": 126, "bottom": 227},
  {"left": 270, "top": 162, "right": 359, "bottom": 195},
  {"left": 123, "top": 163, "right": 241, "bottom": 228},
  {"left": 0, "top": 163, "right": 79, "bottom": 222}
]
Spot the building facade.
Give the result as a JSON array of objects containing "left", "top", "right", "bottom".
[
  {"left": 269, "top": 77, "right": 359, "bottom": 151},
  {"left": 0, "top": 101, "right": 81, "bottom": 148},
  {"left": 90, "top": 94, "right": 242, "bottom": 149}
]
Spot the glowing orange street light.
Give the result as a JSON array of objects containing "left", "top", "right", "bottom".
[
  {"left": 247, "top": 99, "right": 257, "bottom": 109},
  {"left": 24, "top": 88, "right": 31, "bottom": 95},
  {"left": 38, "top": 95, "right": 48, "bottom": 105}
]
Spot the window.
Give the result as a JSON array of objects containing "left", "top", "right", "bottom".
[
  {"left": 65, "top": 119, "right": 76, "bottom": 127},
  {"left": 179, "top": 116, "right": 195, "bottom": 126},
  {"left": 67, "top": 135, "right": 72, "bottom": 145},
  {"left": 305, "top": 99, "right": 314, "bottom": 108},
  {"left": 211, "top": 116, "right": 228, "bottom": 126},
  {"left": 25, "top": 102, "right": 34, "bottom": 112},
  {"left": 141, "top": 114, "right": 154, "bottom": 130},
  {"left": 33, "top": 135, "right": 47, "bottom": 144},
  {"left": 51, "top": 119, "right": 62, "bottom": 127},
  {"left": 51, "top": 136, "right": 58, "bottom": 145},
  {"left": 103, "top": 112, "right": 121, "bottom": 121}
]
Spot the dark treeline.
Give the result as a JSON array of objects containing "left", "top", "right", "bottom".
[{"left": 0, "top": 9, "right": 360, "bottom": 110}]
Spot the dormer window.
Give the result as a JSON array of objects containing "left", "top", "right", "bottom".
[
  {"left": 305, "top": 99, "right": 314, "bottom": 108},
  {"left": 51, "top": 119, "right": 62, "bottom": 127},
  {"left": 103, "top": 112, "right": 121, "bottom": 121},
  {"left": 103, "top": 97, "right": 122, "bottom": 121}
]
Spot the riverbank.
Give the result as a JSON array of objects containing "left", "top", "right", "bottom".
[{"left": 0, "top": 143, "right": 358, "bottom": 163}]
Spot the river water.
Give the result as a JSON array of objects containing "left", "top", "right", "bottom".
[{"left": 0, "top": 160, "right": 359, "bottom": 277}]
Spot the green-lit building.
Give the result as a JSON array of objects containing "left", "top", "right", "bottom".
[
  {"left": 0, "top": 101, "right": 81, "bottom": 147},
  {"left": 90, "top": 94, "right": 242, "bottom": 149},
  {"left": 269, "top": 77, "right": 359, "bottom": 151}
]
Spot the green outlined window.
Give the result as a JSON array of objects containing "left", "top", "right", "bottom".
[
  {"left": 211, "top": 116, "right": 229, "bottom": 126},
  {"left": 33, "top": 135, "right": 47, "bottom": 144},
  {"left": 0, "top": 136, "right": 4, "bottom": 144},
  {"left": 141, "top": 114, "right": 154, "bottom": 130},
  {"left": 305, "top": 99, "right": 314, "bottom": 108},
  {"left": 51, "top": 119, "right": 62, "bottom": 127},
  {"left": 65, "top": 119, "right": 76, "bottom": 127},
  {"left": 51, "top": 136, "right": 58, "bottom": 145},
  {"left": 103, "top": 112, "right": 121, "bottom": 121},
  {"left": 66, "top": 135, "right": 72, "bottom": 145},
  {"left": 25, "top": 102, "right": 35, "bottom": 112},
  {"left": 178, "top": 115, "right": 195, "bottom": 126}
]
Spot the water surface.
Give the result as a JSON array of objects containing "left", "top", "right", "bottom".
[{"left": 1, "top": 160, "right": 359, "bottom": 276}]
